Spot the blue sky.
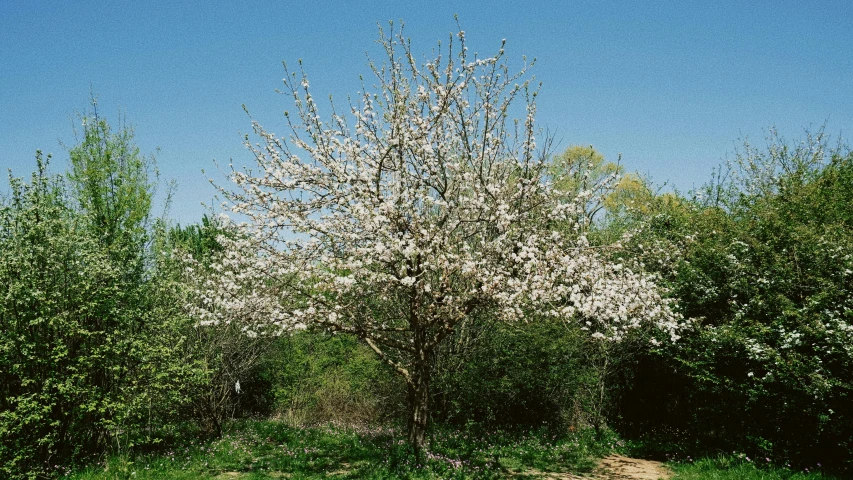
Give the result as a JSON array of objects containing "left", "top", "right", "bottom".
[{"left": 2, "top": 1, "right": 851, "bottom": 225}]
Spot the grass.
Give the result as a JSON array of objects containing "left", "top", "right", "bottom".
[
  {"left": 64, "top": 420, "right": 851, "bottom": 479},
  {"left": 670, "top": 456, "right": 845, "bottom": 480},
  {"left": 65, "top": 419, "right": 607, "bottom": 479}
]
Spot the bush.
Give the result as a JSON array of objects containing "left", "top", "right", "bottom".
[
  {"left": 162, "top": 216, "right": 279, "bottom": 436},
  {"left": 612, "top": 131, "right": 853, "bottom": 469},
  {"left": 430, "top": 316, "right": 602, "bottom": 432},
  {"left": 0, "top": 111, "right": 195, "bottom": 478},
  {"left": 262, "top": 331, "right": 405, "bottom": 426}
]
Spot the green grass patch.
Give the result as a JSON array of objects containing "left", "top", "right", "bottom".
[
  {"left": 66, "top": 419, "right": 606, "bottom": 479},
  {"left": 670, "top": 455, "right": 844, "bottom": 480}
]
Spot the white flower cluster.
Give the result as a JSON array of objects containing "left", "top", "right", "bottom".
[{"left": 181, "top": 228, "right": 302, "bottom": 337}]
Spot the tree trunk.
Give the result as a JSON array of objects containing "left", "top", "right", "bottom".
[
  {"left": 407, "top": 335, "right": 431, "bottom": 455},
  {"left": 407, "top": 371, "right": 429, "bottom": 453}
]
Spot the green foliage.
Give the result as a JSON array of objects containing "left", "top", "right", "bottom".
[
  {"left": 67, "top": 104, "right": 157, "bottom": 252},
  {"left": 164, "top": 214, "right": 227, "bottom": 260},
  {"left": 262, "top": 331, "right": 404, "bottom": 426},
  {"left": 670, "top": 455, "right": 841, "bottom": 480},
  {"left": 431, "top": 317, "right": 594, "bottom": 430},
  {"left": 0, "top": 109, "right": 191, "bottom": 478},
  {"left": 549, "top": 145, "right": 656, "bottom": 228},
  {"left": 216, "top": 316, "right": 613, "bottom": 444},
  {"left": 613, "top": 131, "right": 853, "bottom": 469}
]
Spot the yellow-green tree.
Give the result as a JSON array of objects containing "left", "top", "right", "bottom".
[{"left": 549, "top": 145, "right": 657, "bottom": 224}]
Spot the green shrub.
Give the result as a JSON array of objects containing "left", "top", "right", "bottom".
[
  {"left": 430, "top": 316, "right": 602, "bottom": 431},
  {"left": 612, "top": 131, "right": 853, "bottom": 469},
  {"left": 0, "top": 111, "right": 196, "bottom": 478},
  {"left": 262, "top": 331, "right": 405, "bottom": 426}
]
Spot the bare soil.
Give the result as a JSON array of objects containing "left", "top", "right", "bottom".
[{"left": 593, "top": 454, "right": 672, "bottom": 479}]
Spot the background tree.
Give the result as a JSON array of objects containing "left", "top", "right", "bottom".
[
  {"left": 199, "top": 24, "right": 682, "bottom": 453},
  {"left": 549, "top": 145, "right": 655, "bottom": 222},
  {"left": 67, "top": 100, "right": 158, "bottom": 252}
]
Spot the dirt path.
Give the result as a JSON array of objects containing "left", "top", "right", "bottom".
[
  {"left": 593, "top": 455, "right": 672, "bottom": 479},
  {"left": 523, "top": 454, "right": 672, "bottom": 479}
]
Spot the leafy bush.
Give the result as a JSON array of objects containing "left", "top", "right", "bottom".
[
  {"left": 0, "top": 111, "right": 194, "bottom": 478},
  {"left": 262, "top": 331, "right": 405, "bottom": 426},
  {"left": 431, "top": 316, "right": 602, "bottom": 432},
  {"left": 613, "top": 131, "right": 853, "bottom": 468}
]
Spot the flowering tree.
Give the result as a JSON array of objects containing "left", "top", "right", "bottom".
[{"left": 201, "top": 25, "right": 681, "bottom": 451}]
